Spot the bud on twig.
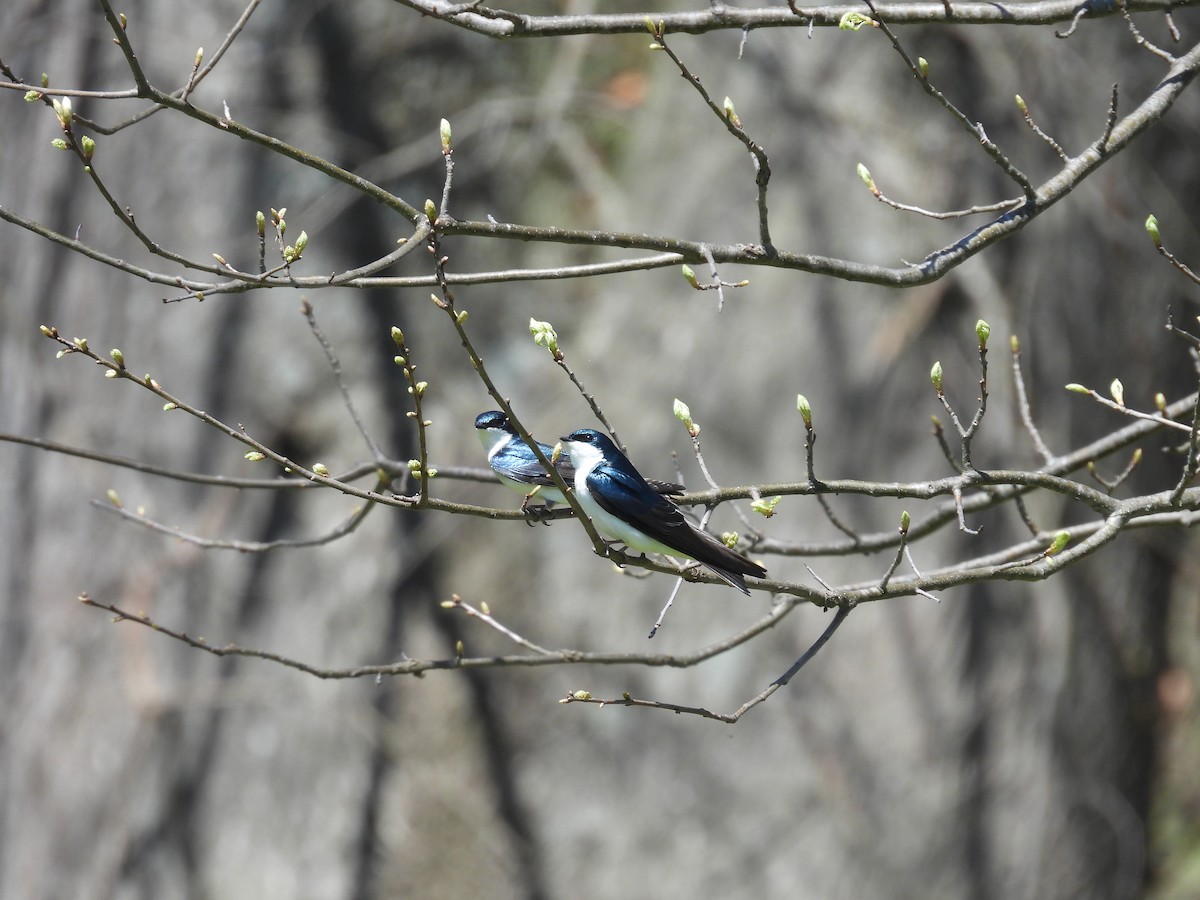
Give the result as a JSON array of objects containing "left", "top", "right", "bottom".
[
  {"left": 1144, "top": 214, "right": 1161, "bottom": 247},
  {"left": 856, "top": 163, "right": 877, "bottom": 195},
  {"left": 751, "top": 496, "right": 782, "bottom": 518},
  {"left": 681, "top": 265, "right": 701, "bottom": 289},
  {"left": 529, "top": 319, "right": 561, "bottom": 359},
  {"left": 673, "top": 398, "right": 700, "bottom": 437},
  {"left": 796, "top": 393, "right": 812, "bottom": 429},
  {"left": 1065, "top": 383, "right": 1089, "bottom": 394},
  {"left": 975, "top": 319, "right": 991, "bottom": 348},
  {"left": 722, "top": 96, "right": 741, "bottom": 128},
  {"left": 80, "top": 135, "right": 95, "bottom": 162},
  {"left": 930, "top": 360, "right": 943, "bottom": 393},
  {"left": 312, "top": 463, "right": 330, "bottom": 477},
  {"left": 838, "top": 11, "right": 878, "bottom": 30},
  {"left": 52, "top": 96, "right": 72, "bottom": 130},
  {"left": 439, "top": 118, "right": 452, "bottom": 152},
  {"left": 1110, "top": 378, "right": 1124, "bottom": 407},
  {"left": 1045, "top": 530, "right": 1070, "bottom": 556}
]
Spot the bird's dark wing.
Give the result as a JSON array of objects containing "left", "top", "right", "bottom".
[
  {"left": 645, "top": 478, "right": 686, "bottom": 497},
  {"left": 586, "top": 463, "right": 766, "bottom": 593},
  {"left": 495, "top": 442, "right": 575, "bottom": 487}
]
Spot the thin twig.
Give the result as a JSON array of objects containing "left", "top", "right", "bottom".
[
  {"left": 1011, "top": 335, "right": 1056, "bottom": 465},
  {"left": 302, "top": 300, "right": 386, "bottom": 461}
]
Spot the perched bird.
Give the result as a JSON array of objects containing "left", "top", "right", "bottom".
[
  {"left": 559, "top": 428, "right": 766, "bottom": 595},
  {"left": 475, "top": 410, "right": 684, "bottom": 509}
]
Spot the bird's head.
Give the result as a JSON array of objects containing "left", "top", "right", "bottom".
[
  {"left": 474, "top": 410, "right": 513, "bottom": 432},
  {"left": 559, "top": 428, "right": 617, "bottom": 466}
]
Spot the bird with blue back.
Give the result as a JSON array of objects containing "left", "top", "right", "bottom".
[
  {"left": 559, "top": 428, "right": 766, "bottom": 595},
  {"left": 475, "top": 410, "right": 683, "bottom": 513}
]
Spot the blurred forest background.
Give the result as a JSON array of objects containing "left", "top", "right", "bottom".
[{"left": 2, "top": 1, "right": 1200, "bottom": 898}]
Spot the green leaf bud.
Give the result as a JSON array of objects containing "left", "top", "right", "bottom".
[
  {"left": 722, "top": 96, "right": 741, "bottom": 128},
  {"left": 930, "top": 360, "right": 943, "bottom": 393},
  {"left": 244, "top": 451, "right": 265, "bottom": 462},
  {"left": 857, "top": 163, "right": 877, "bottom": 195},
  {"left": 1015, "top": 94, "right": 1028, "bottom": 114},
  {"left": 673, "top": 398, "right": 700, "bottom": 437},
  {"left": 529, "top": 318, "right": 561, "bottom": 357},
  {"left": 424, "top": 198, "right": 437, "bottom": 222},
  {"left": 839, "top": 11, "right": 877, "bottom": 30},
  {"left": 1046, "top": 530, "right": 1070, "bottom": 556},
  {"left": 1144, "top": 214, "right": 1161, "bottom": 247},
  {"left": 24, "top": 90, "right": 41, "bottom": 102},
  {"left": 918, "top": 57, "right": 929, "bottom": 78},
  {"left": 163, "top": 402, "right": 177, "bottom": 411},
  {"left": 52, "top": 96, "right": 72, "bottom": 129},
  {"left": 796, "top": 393, "right": 812, "bottom": 429},
  {"left": 1110, "top": 378, "right": 1124, "bottom": 407},
  {"left": 751, "top": 496, "right": 782, "bottom": 518},
  {"left": 439, "top": 118, "right": 452, "bottom": 152},
  {"left": 109, "top": 348, "right": 124, "bottom": 368},
  {"left": 51, "top": 138, "right": 69, "bottom": 150},
  {"left": 391, "top": 326, "right": 405, "bottom": 347},
  {"left": 1155, "top": 392, "right": 1167, "bottom": 413},
  {"left": 293, "top": 230, "right": 308, "bottom": 256},
  {"left": 1010, "top": 335, "right": 1020, "bottom": 354},
  {"left": 106, "top": 489, "right": 122, "bottom": 508},
  {"left": 721, "top": 532, "right": 739, "bottom": 549},
  {"left": 900, "top": 510, "right": 911, "bottom": 532},
  {"left": 681, "top": 264, "right": 701, "bottom": 289},
  {"left": 312, "top": 463, "right": 330, "bottom": 477},
  {"left": 1065, "top": 383, "right": 1089, "bottom": 394},
  {"left": 975, "top": 319, "right": 991, "bottom": 348},
  {"left": 256, "top": 210, "right": 266, "bottom": 236}
]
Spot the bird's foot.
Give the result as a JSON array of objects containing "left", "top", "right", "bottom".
[{"left": 522, "top": 501, "right": 555, "bottom": 526}]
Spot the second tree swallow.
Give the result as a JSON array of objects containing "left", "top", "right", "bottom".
[
  {"left": 475, "top": 410, "right": 683, "bottom": 509},
  {"left": 559, "top": 428, "right": 767, "bottom": 595}
]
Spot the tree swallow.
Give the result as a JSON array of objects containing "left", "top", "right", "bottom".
[
  {"left": 559, "top": 428, "right": 767, "bottom": 595},
  {"left": 475, "top": 411, "right": 684, "bottom": 509}
]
